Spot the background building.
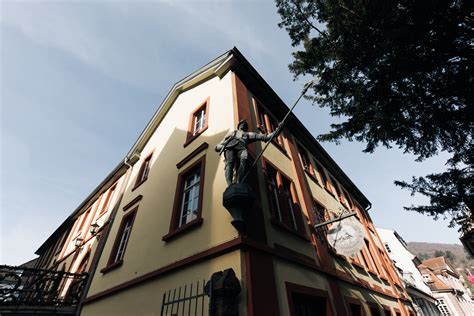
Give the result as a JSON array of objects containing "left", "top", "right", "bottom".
[
  {"left": 419, "top": 257, "right": 474, "bottom": 315},
  {"left": 377, "top": 228, "right": 440, "bottom": 315}
]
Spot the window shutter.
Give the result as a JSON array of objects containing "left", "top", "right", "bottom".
[
  {"left": 277, "top": 186, "right": 293, "bottom": 228},
  {"left": 292, "top": 202, "right": 306, "bottom": 234}
]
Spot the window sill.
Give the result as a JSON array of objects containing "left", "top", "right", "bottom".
[
  {"left": 367, "top": 269, "right": 379, "bottom": 278},
  {"left": 324, "top": 186, "right": 336, "bottom": 198},
  {"left": 270, "top": 218, "right": 310, "bottom": 242},
  {"left": 351, "top": 261, "right": 365, "bottom": 270},
  {"left": 304, "top": 169, "right": 321, "bottom": 186},
  {"left": 184, "top": 127, "right": 208, "bottom": 148},
  {"left": 131, "top": 178, "right": 148, "bottom": 192},
  {"left": 100, "top": 260, "right": 123, "bottom": 274},
  {"left": 162, "top": 218, "right": 203, "bottom": 242}
]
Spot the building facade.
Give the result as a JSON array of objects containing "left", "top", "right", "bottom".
[
  {"left": 377, "top": 228, "right": 440, "bottom": 315},
  {"left": 21, "top": 48, "right": 416, "bottom": 315},
  {"left": 419, "top": 257, "right": 474, "bottom": 315}
]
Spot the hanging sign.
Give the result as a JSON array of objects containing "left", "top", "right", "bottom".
[{"left": 327, "top": 216, "right": 364, "bottom": 258}]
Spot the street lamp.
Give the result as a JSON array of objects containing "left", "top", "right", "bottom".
[
  {"left": 75, "top": 237, "right": 84, "bottom": 248},
  {"left": 90, "top": 223, "right": 100, "bottom": 236}
]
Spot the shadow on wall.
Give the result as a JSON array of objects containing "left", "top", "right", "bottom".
[{"left": 125, "top": 125, "right": 235, "bottom": 265}]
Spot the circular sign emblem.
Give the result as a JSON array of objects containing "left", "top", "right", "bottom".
[{"left": 327, "top": 217, "right": 364, "bottom": 258}]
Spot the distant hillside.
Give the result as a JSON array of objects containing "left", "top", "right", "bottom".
[{"left": 407, "top": 242, "right": 473, "bottom": 267}]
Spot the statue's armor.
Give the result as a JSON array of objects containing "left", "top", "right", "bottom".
[{"left": 216, "top": 125, "right": 275, "bottom": 186}]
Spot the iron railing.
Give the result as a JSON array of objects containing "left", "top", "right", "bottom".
[
  {"left": 0, "top": 264, "right": 87, "bottom": 307},
  {"left": 161, "top": 279, "right": 210, "bottom": 316}
]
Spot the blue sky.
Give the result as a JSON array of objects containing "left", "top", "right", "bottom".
[{"left": 0, "top": 0, "right": 459, "bottom": 265}]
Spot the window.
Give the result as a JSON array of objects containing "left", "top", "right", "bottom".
[
  {"left": 264, "top": 162, "right": 305, "bottom": 235},
  {"left": 255, "top": 101, "right": 285, "bottom": 148},
  {"left": 437, "top": 299, "right": 451, "bottom": 315},
  {"left": 134, "top": 153, "right": 152, "bottom": 189},
  {"left": 99, "top": 184, "right": 116, "bottom": 215},
  {"left": 297, "top": 144, "right": 315, "bottom": 175},
  {"left": 292, "top": 292, "right": 326, "bottom": 316},
  {"left": 179, "top": 167, "right": 201, "bottom": 227},
  {"left": 342, "top": 188, "right": 354, "bottom": 209},
  {"left": 312, "top": 200, "right": 329, "bottom": 240},
  {"left": 163, "top": 156, "right": 205, "bottom": 241},
  {"left": 185, "top": 98, "right": 209, "bottom": 146},
  {"left": 314, "top": 162, "right": 331, "bottom": 192},
  {"left": 77, "top": 207, "right": 92, "bottom": 235},
  {"left": 384, "top": 242, "right": 392, "bottom": 253},
  {"left": 364, "top": 239, "right": 381, "bottom": 274},
  {"left": 369, "top": 305, "right": 381, "bottom": 316},
  {"left": 349, "top": 303, "right": 362, "bottom": 316},
  {"left": 193, "top": 107, "right": 206, "bottom": 135},
  {"left": 102, "top": 207, "right": 137, "bottom": 272},
  {"left": 286, "top": 283, "right": 331, "bottom": 316},
  {"left": 330, "top": 176, "right": 341, "bottom": 199}
]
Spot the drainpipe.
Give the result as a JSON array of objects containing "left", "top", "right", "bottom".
[
  {"left": 75, "top": 156, "right": 135, "bottom": 316},
  {"left": 365, "top": 203, "right": 372, "bottom": 212}
]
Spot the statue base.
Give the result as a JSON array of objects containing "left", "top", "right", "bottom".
[{"left": 223, "top": 183, "right": 255, "bottom": 232}]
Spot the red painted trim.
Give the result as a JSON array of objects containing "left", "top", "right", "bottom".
[
  {"left": 165, "top": 156, "right": 206, "bottom": 239},
  {"left": 98, "top": 183, "right": 117, "bottom": 216},
  {"left": 286, "top": 133, "right": 347, "bottom": 315},
  {"left": 262, "top": 158, "right": 309, "bottom": 239},
  {"left": 84, "top": 237, "right": 243, "bottom": 304},
  {"left": 122, "top": 195, "right": 143, "bottom": 212},
  {"left": 184, "top": 97, "right": 210, "bottom": 147},
  {"left": 132, "top": 150, "right": 154, "bottom": 191},
  {"left": 345, "top": 296, "right": 366, "bottom": 316},
  {"left": 103, "top": 206, "right": 138, "bottom": 271},
  {"left": 161, "top": 218, "right": 203, "bottom": 241},
  {"left": 176, "top": 142, "right": 209, "bottom": 169},
  {"left": 285, "top": 282, "right": 333, "bottom": 316},
  {"left": 232, "top": 72, "right": 278, "bottom": 316},
  {"left": 84, "top": 235, "right": 407, "bottom": 306}
]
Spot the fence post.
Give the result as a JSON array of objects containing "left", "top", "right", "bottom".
[{"left": 205, "top": 268, "right": 241, "bottom": 316}]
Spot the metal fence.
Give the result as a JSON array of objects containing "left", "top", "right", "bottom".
[
  {"left": 160, "top": 279, "right": 210, "bottom": 316},
  {"left": 0, "top": 264, "right": 87, "bottom": 307}
]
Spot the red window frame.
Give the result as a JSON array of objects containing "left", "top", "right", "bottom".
[
  {"left": 297, "top": 143, "right": 316, "bottom": 176},
  {"left": 133, "top": 151, "right": 153, "bottom": 190},
  {"left": 345, "top": 297, "right": 366, "bottom": 316},
  {"left": 285, "top": 282, "right": 334, "bottom": 316},
  {"left": 99, "top": 183, "right": 117, "bottom": 216},
  {"left": 162, "top": 155, "right": 205, "bottom": 241},
  {"left": 314, "top": 161, "right": 333, "bottom": 194},
  {"left": 263, "top": 160, "right": 307, "bottom": 238},
  {"left": 101, "top": 206, "right": 138, "bottom": 273},
  {"left": 184, "top": 97, "right": 210, "bottom": 147},
  {"left": 253, "top": 100, "right": 286, "bottom": 150}
]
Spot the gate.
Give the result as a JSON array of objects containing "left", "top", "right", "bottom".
[{"left": 160, "top": 279, "right": 210, "bottom": 316}]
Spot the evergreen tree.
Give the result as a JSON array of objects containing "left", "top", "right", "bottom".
[{"left": 276, "top": 0, "right": 473, "bottom": 226}]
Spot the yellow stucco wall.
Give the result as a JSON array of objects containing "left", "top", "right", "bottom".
[
  {"left": 82, "top": 250, "right": 242, "bottom": 316},
  {"left": 86, "top": 72, "right": 240, "bottom": 298}
]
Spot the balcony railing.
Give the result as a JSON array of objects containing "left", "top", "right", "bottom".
[{"left": 0, "top": 265, "right": 87, "bottom": 308}]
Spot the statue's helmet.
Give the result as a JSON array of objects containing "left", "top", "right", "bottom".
[{"left": 237, "top": 119, "right": 248, "bottom": 131}]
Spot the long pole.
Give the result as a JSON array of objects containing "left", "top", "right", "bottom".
[{"left": 240, "top": 80, "right": 315, "bottom": 183}]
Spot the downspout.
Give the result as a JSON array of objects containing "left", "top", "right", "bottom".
[{"left": 75, "top": 157, "right": 135, "bottom": 316}]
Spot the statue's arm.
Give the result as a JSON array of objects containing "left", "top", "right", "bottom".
[{"left": 247, "top": 131, "right": 275, "bottom": 143}]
